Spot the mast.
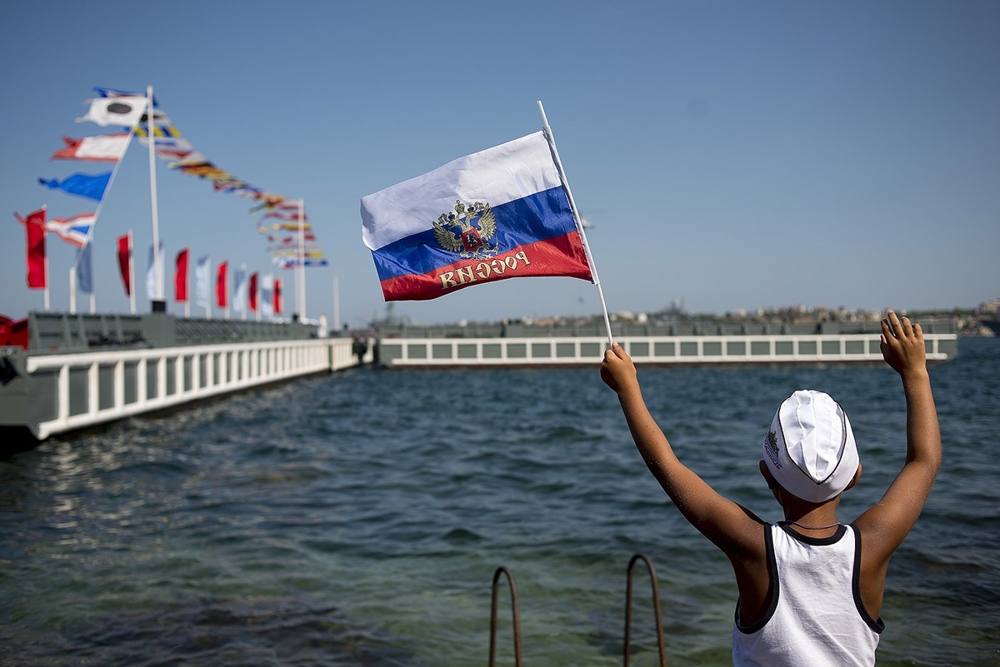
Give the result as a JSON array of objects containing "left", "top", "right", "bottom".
[
  {"left": 297, "top": 198, "right": 306, "bottom": 320},
  {"left": 147, "top": 85, "right": 164, "bottom": 312},
  {"left": 127, "top": 230, "right": 136, "bottom": 314},
  {"left": 333, "top": 275, "right": 340, "bottom": 331}
]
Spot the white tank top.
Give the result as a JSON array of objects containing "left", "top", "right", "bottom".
[{"left": 732, "top": 523, "right": 884, "bottom": 667}]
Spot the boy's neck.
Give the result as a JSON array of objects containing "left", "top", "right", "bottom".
[
  {"left": 780, "top": 495, "right": 842, "bottom": 532},
  {"left": 783, "top": 518, "right": 841, "bottom": 531}
]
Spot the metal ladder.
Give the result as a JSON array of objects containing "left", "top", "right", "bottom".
[{"left": 488, "top": 553, "right": 668, "bottom": 666}]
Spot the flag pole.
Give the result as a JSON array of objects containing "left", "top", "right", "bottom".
[
  {"left": 69, "top": 267, "right": 76, "bottom": 314},
  {"left": 297, "top": 198, "right": 306, "bottom": 321},
  {"left": 205, "top": 259, "right": 212, "bottom": 320},
  {"left": 85, "top": 235, "right": 96, "bottom": 314},
  {"left": 178, "top": 249, "right": 190, "bottom": 318},
  {"left": 536, "top": 101, "right": 614, "bottom": 346},
  {"left": 37, "top": 204, "right": 49, "bottom": 313},
  {"left": 241, "top": 265, "right": 247, "bottom": 321},
  {"left": 333, "top": 275, "right": 340, "bottom": 332},
  {"left": 128, "top": 230, "right": 136, "bottom": 314},
  {"left": 146, "top": 85, "right": 164, "bottom": 311},
  {"left": 43, "top": 206, "right": 50, "bottom": 312}
]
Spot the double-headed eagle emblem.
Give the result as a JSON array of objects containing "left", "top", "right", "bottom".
[{"left": 432, "top": 200, "right": 499, "bottom": 259}]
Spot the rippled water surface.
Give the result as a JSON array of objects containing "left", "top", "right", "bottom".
[{"left": 2, "top": 338, "right": 998, "bottom": 666}]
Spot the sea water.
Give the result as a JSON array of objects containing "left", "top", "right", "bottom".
[{"left": 2, "top": 337, "right": 998, "bottom": 666}]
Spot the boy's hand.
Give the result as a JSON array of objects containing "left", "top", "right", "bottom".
[
  {"left": 880, "top": 310, "right": 927, "bottom": 378},
  {"left": 601, "top": 342, "right": 638, "bottom": 393}
]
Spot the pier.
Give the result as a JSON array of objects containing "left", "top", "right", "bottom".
[{"left": 0, "top": 311, "right": 373, "bottom": 445}]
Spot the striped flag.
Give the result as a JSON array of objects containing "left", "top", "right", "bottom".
[
  {"left": 45, "top": 213, "right": 96, "bottom": 248},
  {"left": 361, "top": 131, "right": 593, "bottom": 301}
]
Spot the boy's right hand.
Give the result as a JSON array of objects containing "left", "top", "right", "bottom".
[{"left": 880, "top": 310, "right": 927, "bottom": 378}]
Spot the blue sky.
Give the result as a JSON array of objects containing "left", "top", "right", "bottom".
[{"left": 2, "top": 1, "right": 997, "bottom": 328}]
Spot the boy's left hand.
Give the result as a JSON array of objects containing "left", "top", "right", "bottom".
[{"left": 601, "top": 342, "right": 637, "bottom": 393}]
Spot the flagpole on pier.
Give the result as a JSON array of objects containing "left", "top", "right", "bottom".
[
  {"left": 147, "top": 85, "right": 164, "bottom": 313},
  {"left": 241, "top": 264, "right": 247, "bottom": 321},
  {"left": 69, "top": 267, "right": 76, "bottom": 314},
  {"left": 333, "top": 275, "right": 340, "bottom": 332},
  {"left": 297, "top": 198, "right": 306, "bottom": 321},
  {"left": 43, "top": 209, "right": 50, "bottom": 312},
  {"left": 536, "top": 101, "right": 614, "bottom": 346},
  {"left": 127, "top": 230, "right": 136, "bottom": 315},
  {"left": 205, "top": 258, "right": 211, "bottom": 319}
]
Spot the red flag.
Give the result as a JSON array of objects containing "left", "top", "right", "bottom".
[
  {"left": 15, "top": 208, "right": 47, "bottom": 289},
  {"left": 117, "top": 232, "right": 132, "bottom": 296},
  {"left": 216, "top": 261, "right": 228, "bottom": 308},
  {"left": 175, "top": 249, "right": 189, "bottom": 302},
  {"left": 273, "top": 278, "right": 282, "bottom": 314},
  {"left": 249, "top": 272, "right": 258, "bottom": 312}
]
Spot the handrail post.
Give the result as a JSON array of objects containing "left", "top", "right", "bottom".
[
  {"left": 489, "top": 566, "right": 523, "bottom": 667},
  {"left": 623, "top": 553, "right": 668, "bottom": 667}
]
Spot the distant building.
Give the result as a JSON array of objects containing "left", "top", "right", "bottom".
[{"left": 979, "top": 299, "right": 1000, "bottom": 316}]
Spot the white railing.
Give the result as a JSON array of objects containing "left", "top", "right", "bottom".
[
  {"left": 25, "top": 338, "right": 362, "bottom": 440},
  {"left": 379, "top": 333, "right": 957, "bottom": 368}
]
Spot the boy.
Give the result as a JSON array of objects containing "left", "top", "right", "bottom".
[{"left": 600, "top": 310, "right": 941, "bottom": 666}]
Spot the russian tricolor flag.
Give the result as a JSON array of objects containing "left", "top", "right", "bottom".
[{"left": 361, "top": 131, "right": 594, "bottom": 301}]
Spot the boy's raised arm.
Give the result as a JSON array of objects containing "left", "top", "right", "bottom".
[
  {"left": 601, "top": 343, "right": 761, "bottom": 555},
  {"left": 856, "top": 311, "right": 942, "bottom": 560}
]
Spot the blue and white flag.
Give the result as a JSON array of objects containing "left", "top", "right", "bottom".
[
  {"left": 195, "top": 255, "right": 211, "bottom": 309},
  {"left": 232, "top": 265, "right": 247, "bottom": 314},
  {"left": 360, "top": 131, "right": 593, "bottom": 301},
  {"left": 39, "top": 172, "right": 112, "bottom": 202},
  {"left": 77, "top": 244, "right": 93, "bottom": 294}
]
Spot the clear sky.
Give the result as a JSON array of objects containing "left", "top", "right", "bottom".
[{"left": 2, "top": 0, "right": 997, "bottom": 328}]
